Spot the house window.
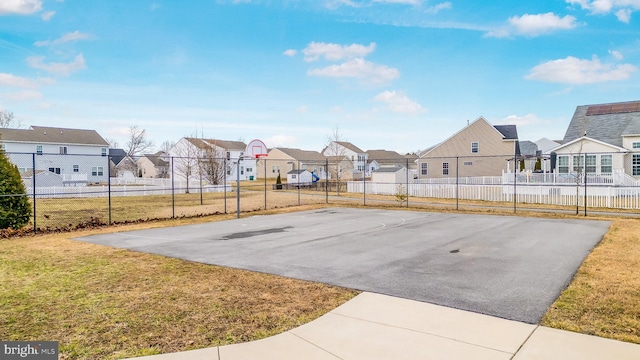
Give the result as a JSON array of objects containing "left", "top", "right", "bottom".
[
  {"left": 585, "top": 155, "right": 596, "bottom": 173},
  {"left": 601, "top": 155, "right": 612, "bottom": 174},
  {"left": 101, "top": 148, "right": 107, "bottom": 156},
  {"left": 59, "top": 146, "right": 68, "bottom": 155},
  {"left": 573, "top": 156, "right": 584, "bottom": 172},
  {"left": 226, "top": 166, "right": 232, "bottom": 175},
  {"left": 464, "top": 161, "right": 473, "bottom": 166},
  {"left": 36, "top": 145, "right": 43, "bottom": 155},
  {"left": 272, "top": 166, "right": 276, "bottom": 173},
  {"left": 420, "top": 163, "right": 428, "bottom": 176},
  {"left": 240, "top": 166, "right": 244, "bottom": 175},
  {"left": 633, "top": 142, "right": 640, "bottom": 149},
  {"left": 226, "top": 152, "right": 231, "bottom": 160},
  {"left": 48, "top": 167, "right": 61, "bottom": 174},
  {"left": 246, "top": 167, "right": 253, "bottom": 173},
  {"left": 471, "top": 142, "right": 479, "bottom": 153},
  {"left": 558, "top": 156, "right": 569, "bottom": 174},
  {"left": 91, "top": 166, "right": 104, "bottom": 176},
  {"left": 634, "top": 154, "right": 640, "bottom": 176},
  {"left": 291, "top": 174, "right": 297, "bottom": 179},
  {"left": 73, "top": 165, "right": 79, "bottom": 173},
  {"left": 442, "top": 162, "right": 449, "bottom": 176}
]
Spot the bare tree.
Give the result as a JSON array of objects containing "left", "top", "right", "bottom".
[
  {"left": 323, "top": 125, "right": 349, "bottom": 193},
  {"left": 159, "top": 140, "right": 174, "bottom": 154},
  {"left": 199, "top": 145, "right": 225, "bottom": 185},
  {"left": 172, "top": 138, "right": 201, "bottom": 193},
  {"left": 0, "top": 110, "right": 20, "bottom": 128},
  {"left": 105, "top": 137, "right": 119, "bottom": 148},
  {"left": 125, "top": 126, "right": 154, "bottom": 157}
]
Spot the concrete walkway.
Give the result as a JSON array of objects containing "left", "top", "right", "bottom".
[{"left": 127, "top": 292, "right": 640, "bottom": 360}]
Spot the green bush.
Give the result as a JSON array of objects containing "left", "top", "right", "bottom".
[{"left": 0, "top": 148, "right": 31, "bottom": 229}]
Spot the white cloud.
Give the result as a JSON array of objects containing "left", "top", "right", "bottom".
[
  {"left": 487, "top": 13, "right": 577, "bottom": 37},
  {"left": 373, "top": 0, "right": 424, "bottom": 4},
  {"left": 499, "top": 114, "right": 541, "bottom": 127},
  {"left": 40, "top": 10, "right": 55, "bottom": 20},
  {"left": 265, "top": 134, "right": 297, "bottom": 147},
  {"left": 0, "top": 0, "right": 42, "bottom": 15},
  {"left": 616, "top": 8, "right": 632, "bottom": 22},
  {"left": 609, "top": 49, "right": 624, "bottom": 60},
  {"left": 566, "top": 0, "right": 640, "bottom": 22},
  {"left": 525, "top": 56, "right": 637, "bottom": 84},
  {"left": 303, "top": 42, "right": 376, "bottom": 62},
  {"left": 373, "top": 90, "right": 425, "bottom": 115},
  {"left": 0, "top": 73, "right": 40, "bottom": 88},
  {"left": 283, "top": 49, "right": 297, "bottom": 57},
  {"left": 4, "top": 90, "right": 43, "bottom": 101},
  {"left": 308, "top": 58, "right": 400, "bottom": 85},
  {"left": 425, "top": 2, "right": 451, "bottom": 14},
  {"left": 509, "top": 13, "right": 577, "bottom": 36},
  {"left": 26, "top": 54, "right": 87, "bottom": 76},
  {"left": 34, "top": 31, "right": 92, "bottom": 47},
  {"left": 296, "top": 105, "right": 308, "bottom": 113}
]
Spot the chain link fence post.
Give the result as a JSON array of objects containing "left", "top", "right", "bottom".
[
  {"left": 108, "top": 155, "right": 112, "bottom": 225},
  {"left": 32, "top": 152, "right": 37, "bottom": 233},
  {"left": 171, "top": 157, "right": 175, "bottom": 219}
]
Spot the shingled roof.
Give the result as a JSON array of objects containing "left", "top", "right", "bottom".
[
  {"left": 0, "top": 126, "right": 108, "bottom": 146},
  {"left": 275, "top": 148, "right": 326, "bottom": 161},
  {"left": 563, "top": 100, "right": 640, "bottom": 147},
  {"left": 183, "top": 138, "right": 247, "bottom": 151}
]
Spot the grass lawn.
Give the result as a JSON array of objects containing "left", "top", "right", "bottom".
[
  {"left": 542, "top": 218, "right": 640, "bottom": 343},
  {"left": 2, "top": 204, "right": 640, "bottom": 360},
  {"left": 0, "top": 211, "right": 358, "bottom": 360}
]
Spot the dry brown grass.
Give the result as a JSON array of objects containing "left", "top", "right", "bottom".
[
  {"left": 542, "top": 218, "right": 640, "bottom": 344},
  {"left": 0, "top": 219, "right": 358, "bottom": 360}
]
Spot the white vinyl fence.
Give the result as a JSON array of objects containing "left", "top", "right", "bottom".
[
  {"left": 348, "top": 181, "right": 640, "bottom": 210},
  {"left": 27, "top": 184, "right": 231, "bottom": 199}
]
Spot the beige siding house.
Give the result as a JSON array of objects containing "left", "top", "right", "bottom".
[
  {"left": 417, "top": 117, "right": 519, "bottom": 179},
  {"left": 257, "top": 148, "right": 326, "bottom": 179}
]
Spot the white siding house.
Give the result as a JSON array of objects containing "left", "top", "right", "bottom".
[
  {"left": 169, "top": 137, "right": 257, "bottom": 183},
  {"left": 0, "top": 125, "right": 110, "bottom": 184}
]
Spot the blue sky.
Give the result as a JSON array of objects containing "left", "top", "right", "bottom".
[{"left": 1, "top": 0, "right": 639, "bottom": 154}]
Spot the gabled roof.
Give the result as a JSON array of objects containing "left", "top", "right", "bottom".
[
  {"left": 0, "top": 125, "right": 108, "bottom": 146},
  {"left": 287, "top": 169, "right": 310, "bottom": 175},
  {"left": 519, "top": 141, "right": 538, "bottom": 157},
  {"left": 323, "top": 141, "right": 365, "bottom": 154},
  {"left": 183, "top": 137, "right": 247, "bottom": 151},
  {"left": 551, "top": 136, "right": 628, "bottom": 153},
  {"left": 274, "top": 148, "right": 325, "bottom": 161},
  {"left": 109, "top": 148, "right": 128, "bottom": 165},
  {"left": 535, "top": 138, "right": 561, "bottom": 154},
  {"left": 563, "top": 100, "right": 640, "bottom": 147},
  {"left": 494, "top": 125, "right": 518, "bottom": 140},
  {"left": 373, "top": 166, "right": 404, "bottom": 173},
  {"left": 141, "top": 153, "right": 169, "bottom": 167}
]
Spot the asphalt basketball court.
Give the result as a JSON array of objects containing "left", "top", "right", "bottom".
[{"left": 77, "top": 207, "right": 610, "bottom": 323}]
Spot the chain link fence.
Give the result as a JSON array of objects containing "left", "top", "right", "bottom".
[{"left": 2, "top": 151, "right": 640, "bottom": 233}]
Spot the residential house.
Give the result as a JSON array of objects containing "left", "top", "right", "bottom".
[
  {"left": 169, "top": 137, "right": 256, "bottom": 183},
  {"left": 257, "top": 147, "right": 327, "bottom": 180},
  {"left": 325, "top": 155, "right": 354, "bottom": 181},
  {"left": 137, "top": 152, "right": 169, "bottom": 178},
  {"left": 109, "top": 148, "right": 137, "bottom": 178},
  {"left": 551, "top": 100, "right": 640, "bottom": 180},
  {"left": 322, "top": 141, "right": 368, "bottom": 177},
  {"left": 416, "top": 117, "right": 519, "bottom": 179},
  {"left": 366, "top": 149, "right": 409, "bottom": 172},
  {"left": 0, "top": 125, "right": 109, "bottom": 184}
]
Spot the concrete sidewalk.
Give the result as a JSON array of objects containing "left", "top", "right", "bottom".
[{"left": 128, "top": 292, "right": 640, "bottom": 360}]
